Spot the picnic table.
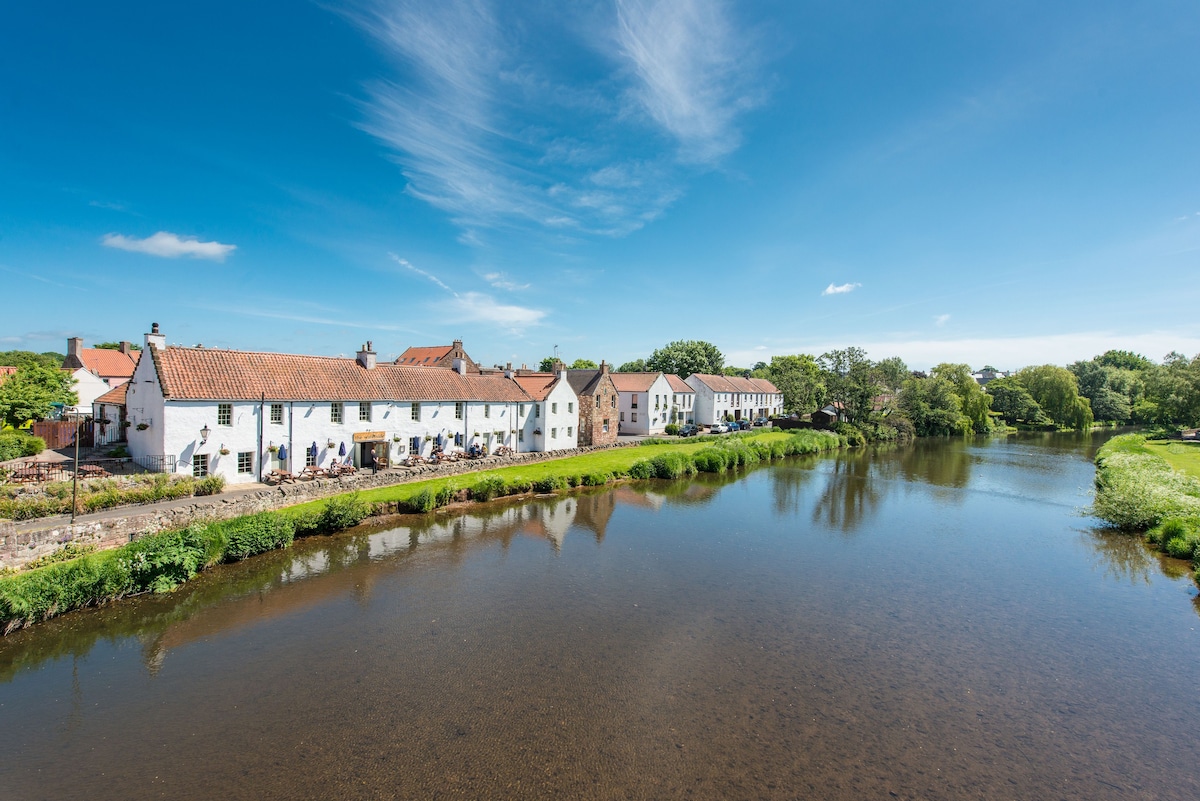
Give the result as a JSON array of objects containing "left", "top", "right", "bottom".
[
  {"left": 76, "top": 464, "right": 112, "bottom": 478},
  {"left": 266, "top": 469, "right": 295, "bottom": 484},
  {"left": 9, "top": 461, "right": 55, "bottom": 483}
]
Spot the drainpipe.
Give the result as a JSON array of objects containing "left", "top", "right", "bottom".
[
  {"left": 258, "top": 392, "right": 264, "bottom": 482},
  {"left": 288, "top": 401, "right": 294, "bottom": 473}
]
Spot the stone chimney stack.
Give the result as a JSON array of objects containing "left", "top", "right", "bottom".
[
  {"left": 66, "top": 336, "right": 83, "bottom": 363},
  {"left": 452, "top": 338, "right": 463, "bottom": 351},
  {"left": 600, "top": 360, "right": 610, "bottom": 374},
  {"left": 119, "top": 341, "right": 133, "bottom": 356},
  {"left": 144, "top": 322, "right": 166, "bottom": 351},
  {"left": 357, "top": 341, "right": 377, "bottom": 370},
  {"left": 553, "top": 359, "right": 565, "bottom": 375}
]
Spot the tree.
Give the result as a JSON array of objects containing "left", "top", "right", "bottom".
[
  {"left": 537, "top": 357, "right": 557, "bottom": 372},
  {"left": 817, "top": 347, "right": 880, "bottom": 425},
  {"left": 722, "top": 366, "right": 751, "bottom": 377},
  {"left": 764, "top": 355, "right": 826, "bottom": 415},
  {"left": 930, "top": 363, "right": 993, "bottom": 432},
  {"left": 95, "top": 342, "right": 140, "bottom": 351},
  {"left": 569, "top": 358, "right": 598, "bottom": 370},
  {"left": 645, "top": 340, "right": 724, "bottom": 379},
  {"left": 0, "top": 350, "right": 63, "bottom": 369},
  {"left": 873, "top": 356, "right": 910, "bottom": 393},
  {"left": 1016, "top": 365, "right": 1093, "bottom": 429},
  {"left": 0, "top": 364, "right": 78, "bottom": 428},
  {"left": 617, "top": 359, "right": 648, "bottom": 373},
  {"left": 1096, "top": 349, "right": 1153, "bottom": 371},
  {"left": 986, "top": 377, "right": 1046, "bottom": 424},
  {"left": 898, "top": 376, "right": 968, "bottom": 436}
]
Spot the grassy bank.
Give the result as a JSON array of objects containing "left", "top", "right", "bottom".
[
  {"left": 1, "top": 430, "right": 841, "bottom": 633},
  {"left": 1093, "top": 433, "right": 1200, "bottom": 578},
  {"left": 1143, "top": 439, "right": 1200, "bottom": 481}
]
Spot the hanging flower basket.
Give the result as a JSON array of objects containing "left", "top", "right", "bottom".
[
  {"left": 219, "top": 447, "right": 231, "bottom": 456},
  {"left": 136, "top": 423, "right": 149, "bottom": 431},
  {"left": 119, "top": 421, "right": 131, "bottom": 428},
  {"left": 393, "top": 436, "right": 401, "bottom": 442},
  {"left": 327, "top": 439, "right": 336, "bottom": 448},
  {"left": 423, "top": 435, "right": 433, "bottom": 442},
  {"left": 267, "top": 445, "right": 279, "bottom": 453},
  {"left": 533, "top": 429, "right": 542, "bottom": 435}
]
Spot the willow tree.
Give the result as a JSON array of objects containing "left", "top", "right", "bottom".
[{"left": 1016, "top": 365, "right": 1093, "bottom": 429}]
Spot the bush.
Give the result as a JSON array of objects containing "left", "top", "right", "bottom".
[
  {"left": 470, "top": 475, "right": 507, "bottom": 502},
  {"left": 406, "top": 489, "right": 437, "bottom": 513},
  {"left": 0, "top": 431, "right": 46, "bottom": 462},
  {"left": 0, "top": 550, "right": 132, "bottom": 633},
  {"left": 120, "top": 525, "right": 209, "bottom": 594},
  {"left": 581, "top": 471, "right": 612, "bottom": 486},
  {"left": 650, "top": 452, "right": 696, "bottom": 479},
  {"left": 533, "top": 475, "right": 569, "bottom": 493},
  {"left": 318, "top": 493, "right": 368, "bottom": 532},
  {"left": 194, "top": 475, "right": 226, "bottom": 496},
  {"left": 434, "top": 484, "right": 457, "bottom": 507},
  {"left": 1093, "top": 437, "right": 1200, "bottom": 529},
  {"left": 692, "top": 448, "right": 730, "bottom": 474},
  {"left": 833, "top": 422, "right": 866, "bottom": 447},
  {"left": 627, "top": 459, "right": 655, "bottom": 480},
  {"left": 664, "top": 424, "right": 680, "bottom": 436},
  {"left": 24, "top": 541, "right": 97, "bottom": 571},
  {"left": 218, "top": 512, "right": 295, "bottom": 562},
  {"left": 290, "top": 507, "right": 324, "bottom": 536}
]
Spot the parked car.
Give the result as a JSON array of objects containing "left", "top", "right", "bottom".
[
  {"left": 753, "top": 417, "right": 769, "bottom": 427},
  {"left": 678, "top": 424, "right": 699, "bottom": 437},
  {"left": 730, "top": 420, "right": 749, "bottom": 431},
  {"left": 708, "top": 423, "right": 729, "bottom": 434}
]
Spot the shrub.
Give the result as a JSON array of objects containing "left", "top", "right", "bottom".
[
  {"left": 0, "top": 431, "right": 46, "bottom": 462},
  {"left": 434, "top": 484, "right": 457, "bottom": 507},
  {"left": 1093, "top": 441, "right": 1200, "bottom": 530},
  {"left": 664, "top": 424, "right": 680, "bottom": 436},
  {"left": 692, "top": 448, "right": 730, "bottom": 474},
  {"left": 833, "top": 422, "right": 866, "bottom": 447},
  {"left": 219, "top": 513, "right": 295, "bottom": 562},
  {"left": 24, "top": 541, "right": 98, "bottom": 571},
  {"left": 581, "top": 471, "right": 611, "bottom": 486},
  {"left": 503, "top": 479, "right": 533, "bottom": 495},
  {"left": 627, "top": 459, "right": 655, "bottom": 480},
  {"left": 290, "top": 507, "right": 324, "bottom": 536},
  {"left": 1164, "top": 535, "right": 1200, "bottom": 560},
  {"left": 120, "top": 525, "right": 209, "bottom": 593},
  {"left": 533, "top": 475, "right": 569, "bottom": 493},
  {"left": 405, "top": 489, "right": 436, "bottom": 513},
  {"left": 470, "top": 475, "right": 507, "bottom": 502},
  {"left": 194, "top": 475, "right": 226, "bottom": 496},
  {"left": 1, "top": 550, "right": 132, "bottom": 633},
  {"left": 650, "top": 452, "right": 695, "bottom": 479},
  {"left": 318, "top": 493, "right": 368, "bottom": 532}
]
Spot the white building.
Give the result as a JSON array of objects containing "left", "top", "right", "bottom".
[
  {"left": 92, "top": 383, "right": 128, "bottom": 446},
  {"left": 665, "top": 374, "right": 696, "bottom": 426},
  {"left": 512, "top": 372, "right": 580, "bottom": 452},
  {"left": 123, "top": 326, "right": 555, "bottom": 485},
  {"left": 611, "top": 372, "right": 675, "bottom": 435},
  {"left": 686, "top": 374, "right": 783, "bottom": 425}
]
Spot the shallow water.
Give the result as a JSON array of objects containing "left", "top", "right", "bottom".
[{"left": 3, "top": 432, "right": 1199, "bottom": 800}]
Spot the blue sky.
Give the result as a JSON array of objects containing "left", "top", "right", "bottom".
[{"left": 3, "top": 0, "right": 1199, "bottom": 370}]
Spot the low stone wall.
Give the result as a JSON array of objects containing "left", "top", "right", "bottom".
[{"left": 0, "top": 442, "right": 638, "bottom": 570}]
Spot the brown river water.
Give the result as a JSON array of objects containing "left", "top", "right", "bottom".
[{"left": 2, "top": 432, "right": 1199, "bottom": 800}]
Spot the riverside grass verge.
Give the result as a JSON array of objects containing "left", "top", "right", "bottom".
[
  {"left": 0, "top": 430, "right": 842, "bottom": 633},
  {"left": 1093, "top": 433, "right": 1200, "bottom": 579}
]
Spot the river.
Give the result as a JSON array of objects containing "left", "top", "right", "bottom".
[{"left": 2, "top": 432, "right": 1199, "bottom": 800}]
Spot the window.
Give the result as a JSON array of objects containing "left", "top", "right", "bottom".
[
  {"left": 611, "top": 395, "right": 616, "bottom": 408},
  {"left": 411, "top": 403, "right": 420, "bottom": 421},
  {"left": 359, "top": 402, "right": 371, "bottom": 421},
  {"left": 270, "top": 403, "right": 283, "bottom": 424},
  {"left": 567, "top": 402, "right": 573, "bottom": 413},
  {"left": 567, "top": 426, "right": 573, "bottom": 437},
  {"left": 455, "top": 402, "right": 464, "bottom": 419},
  {"left": 535, "top": 404, "right": 541, "bottom": 419},
  {"left": 631, "top": 393, "right": 638, "bottom": 409},
  {"left": 551, "top": 402, "right": 557, "bottom": 414},
  {"left": 484, "top": 404, "right": 490, "bottom": 418},
  {"left": 595, "top": 396, "right": 601, "bottom": 409},
  {"left": 237, "top": 451, "right": 253, "bottom": 474},
  {"left": 218, "top": 403, "right": 232, "bottom": 426},
  {"left": 331, "top": 402, "right": 343, "bottom": 423},
  {"left": 305, "top": 448, "right": 317, "bottom": 467},
  {"left": 519, "top": 403, "right": 526, "bottom": 416},
  {"left": 602, "top": 418, "right": 610, "bottom": 433},
  {"left": 518, "top": 429, "right": 524, "bottom": 442},
  {"left": 621, "top": 412, "right": 625, "bottom": 421},
  {"left": 409, "top": 436, "right": 421, "bottom": 453},
  {"left": 192, "top": 453, "right": 209, "bottom": 478},
  {"left": 551, "top": 427, "right": 557, "bottom": 439},
  {"left": 632, "top": 412, "right": 637, "bottom": 423},
  {"left": 454, "top": 432, "right": 463, "bottom": 447}
]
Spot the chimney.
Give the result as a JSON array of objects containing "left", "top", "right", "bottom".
[
  {"left": 66, "top": 336, "right": 83, "bottom": 363},
  {"left": 452, "top": 358, "right": 467, "bottom": 375},
  {"left": 452, "top": 338, "right": 463, "bottom": 353},
  {"left": 119, "top": 341, "right": 132, "bottom": 356},
  {"left": 357, "top": 341, "right": 377, "bottom": 370},
  {"left": 553, "top": 359, "right": 565, "bottom": 375},
  {"left": 600, "top": 360, "right": 610, "bottom": 374},
  {"left": 144, "top": 322, "right": 166, "bottom": 351}
]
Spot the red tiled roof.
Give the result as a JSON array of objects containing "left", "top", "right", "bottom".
[
  {"left": 77, "top": 348, "right": 137, "bottom": 379},
  {"left": 0, "top": 366, "right": 17, "bottom": 379},
  {"left": 513, "top": 373, "right": 559, "bottom": 401},
  {"left": 396, "top": 345, "right": 453, "bottom": 365},
  {"left": 688, "top": 373, "right": 740, "bottom": 393},
  {"left": 95, "top": 383, "right": 129, "bottom": 405},
  {"left": 610, "top": 372, "right": 661, "bottom": 393},
  {"left": 151, "top": 347, "right": 532, "bottom": 402},
  {"left": 665, "top": 374, "right": 693, "bottom": 393},
  {"left": 749, "top": 377, "right": 780, "bottom": 394}
]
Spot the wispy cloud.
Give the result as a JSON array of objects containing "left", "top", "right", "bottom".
[
  {"left": 102, "top": 231, "right": 236, "bottom": 261},
  {"left": 451, "top": 291, "right": 545, "bottom": 331},
  {"left": 347, "top": 0, "right": 760, "bottom": 239},
  {"left": 613, "top": 0, "right": 761, "bottom": 163},
  {"left": 934, "top": 314, "right": 951, "bottom": 326},
  {"left": 482, "top": 271, "right": 530, "bottom": 291},
  {"left": 89, "top": 200, "right": 127, "bottom": 212},
  {"left": 822, "top": 282, "right": 861, "bottom": 296},
  {"left": 389, "top": 253, "right": 456, "bottom": 294}
]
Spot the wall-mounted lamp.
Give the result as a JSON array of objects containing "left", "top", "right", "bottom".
[{"left": 200, "top": 424, "right": 211, "bottom": 444}]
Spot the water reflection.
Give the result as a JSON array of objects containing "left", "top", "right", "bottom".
[{"left": 1084, "top": 529, "right": 1155, "bottom": 586}]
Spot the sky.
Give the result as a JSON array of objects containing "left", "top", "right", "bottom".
[{"left": 2, "top": 0, "right": 1199, "bottom": 371}]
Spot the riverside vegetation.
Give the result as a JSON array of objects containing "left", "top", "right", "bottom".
[
  {"left": 0, "top": 429, "right": 841, "bottom": 633},
  {"left": 1093, "top": 433, "right": 1200, "bottom": 581}
]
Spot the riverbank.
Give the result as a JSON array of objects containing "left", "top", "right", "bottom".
[
  {"left": 1093, "top": 433, "right": 1200, "bottom": 579},
  {"left": 0, "top": 429, "right": 842, "bottom": 633}
]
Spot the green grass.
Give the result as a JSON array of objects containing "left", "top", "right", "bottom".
[
  {"left": 1144, "top": 440, "right": 1200, "bottom": 481},
  {"left": 281, "top": 430, "right": 800, "bottom": 518}
]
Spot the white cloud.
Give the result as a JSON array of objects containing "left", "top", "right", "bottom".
[
  {"left": 482, "top": 271, "right": 530, "bottom": 291},
  {"left": 451, "top": 291, "right": 545, "bottom": 331},
  {"left": 101, "top": 231, "right": 236, "bottom": 261},
  {"left": 389, "top": 253, "right": 455, "bottom": 294},
  {"left": 822, "top": 282, "right": 861, "bottom": 296},
  {"left": 613, "top": 0, "right": 761, "bottom": 163},
  {"left": 934, "top": 314, "right": 951, "bottom": 326}
]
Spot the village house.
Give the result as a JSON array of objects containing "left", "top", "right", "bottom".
[
  {"left": 395, "top": 339, "right": 480, "bottom": 372},
  {"left": 686, "top": 373, "right": 783, "bottom": 425},
  {"left": 611, "top": 372, "right": 675, "bottom": 436},
  {"left": 58, "top": 336, "right": 140, "bottom": 414},
  {"left": 511, "top": 369, "right": 580, "bottom": 452},
  {"left": 92, "top": 383, "right": 129, "bottom": 446},
  {"left": 563, "top": 362, "right": 620, "bottom": 446},
  {"left": 122, "top": 325, "right": 550, "bottom": 485},
  {"left": 665, "top": 374, "right": 696, "bottom": 426}
]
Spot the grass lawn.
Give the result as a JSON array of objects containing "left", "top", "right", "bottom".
[
  {"left": 1145, "top": 440, "right": 1200, "bottom": 480},
  {"left": 282, "top": 431, "right": 800, "bottom": 517}
]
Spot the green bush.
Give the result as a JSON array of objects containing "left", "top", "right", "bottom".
[
  {"left": 533, "top": 475, "right": 569, "bottom": 493},
  {"left": 581, "top": 471, "right": 612, "bottom": 486},
  {"left": 1093, "top": 436, "right": 1200, "bottom": 529},
  {"left": 318, "top": 492, "right": 368, "bottom": 532},
  {"left": 406, "top": 488, "right": 437, "bottom": 513},
  {"left": 503, "top": 479, "right": 533, "bottom": 495},
  {"left": 218, "top": 513, "right": 295, "bottom": 562},
  {"left": 434, "top": 485, "right": 457, "bottom": 507},
  {"left": 470, "top": 475, "right": 507, "bottom": 502},
  {"left": 290, "top": 507, "right": 324, "bottom": 536},
  {"left": 0, "top": 431, "right": 46, "bottom": 462},
  {"left": 0, "top": 550, "right": 132, "bottom": 633},
  {"left": 194, "top": 475, "right": 226, "bottom": 496},
  {"left": 627, "top": 459, "right": 655, "bottom": 480},
  {"left": 833, "top": 422, "right": 866, "bottom": 447},
  {"left": 120, "top": 525, "right": 209, "bottom": 594},
  {"left": 650, "top": 452, "right": 696, "bottom": 479},
  {"left": 24, "top": 541, "right": 97, "bottom": 571},
  {"left": 692, "top": 448, "right": 730, "bottom": 474},
  {"left": 1164, "top": 535, "right": 1200, "bottom": 560},
  {"left": 664, "top": 424, "right": 680, "bottom": 436}
]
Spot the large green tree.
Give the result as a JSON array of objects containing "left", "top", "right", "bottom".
[
  {"left": 898, "top": 375, "right": 968, "bottom": 435},
  {"left": 645, "top": 340, "right": 724, "bottom": 379},
  {"left": 930, "top": 363, "right": 993, "bottom": 432},
  {"left": 1016, "top": 365, "right": 1094, "bottom": 429},
  {"left": 873, "top": 356, "right": 910, "bottom": 393},
  {"left": 0, "top": 350, "right": 63, "bottom": 369},
  {"left": 763, "top": 354, "right": 826, "bottom": 415},
  {"left": 986, "top": 377, "right": 1046, "bottom": 424},
  {"left": 616, "top": 358, "right": 648, "bottom": 373},
  {"left": 569, "top": 358, "right": 598, "bottom": 370},
  {"left": 95, "top": 341, "right": 141, "bottom": 351},
  {"left": 817, "top": 347, "right": 880, "bottom": 425},
  {"left": 0, "top": 364, "right": 78, "bottom": 428}
]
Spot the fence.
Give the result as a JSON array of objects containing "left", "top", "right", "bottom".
[
  {"left": 134, "top": 454, "right": 177, "bottom": 474},
  {"left": 31, "top": 420, "right": 94, "bottom": 449},
  {"left": 2, "top": 457, "right": 146, "bottom": 485}
]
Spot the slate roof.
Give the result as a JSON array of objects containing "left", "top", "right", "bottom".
[
  {"left": 63, "top": 348, "right": 138, "bottom": 379},
  {"left": 564, "top": 369, "right": 604, "bottom": 396},
  {"left": 609, "top": 372, "right": 661, "bottom": 393},
  {"left": 149, "top": 347, "right": 532, "bottom": 403},
  {"left": 665, "top": 374, "right": 694, "bottom": 393},
  {"left": 95, "top": 383, "right": 129, "bottom": 405}
]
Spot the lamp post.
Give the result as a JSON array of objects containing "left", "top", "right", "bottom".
[{"left": 70, "top": 411, "right": 83, "bottom": 524}]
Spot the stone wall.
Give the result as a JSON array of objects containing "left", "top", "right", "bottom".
[
  {"left": 0, "top": 441, "right": 638, "bottom": 570},
  {"left": 578, "top": 373, "right": 619, "bottom": 447}
]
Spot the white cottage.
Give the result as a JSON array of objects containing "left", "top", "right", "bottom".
[
  {"left": 610, "top": 372, "right": 674, "bottom": 435},
  {"left": 123, "top": 326, "right": 542, "bottom": 485},
  {"left": 665, "top": 374, "right": 696, "bottom": 426},
  {"left": 512, "top": 372, "right": 580, "bottom": 452}
]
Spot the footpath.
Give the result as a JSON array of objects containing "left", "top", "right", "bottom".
[{"left": 1, "top": 441, "right": 642, "bottom": 570}]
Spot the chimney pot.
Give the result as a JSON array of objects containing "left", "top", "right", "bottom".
[{"left": 152, "top": 322, "right": 160, "bottom": 334}]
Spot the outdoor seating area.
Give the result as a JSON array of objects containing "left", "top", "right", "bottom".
[{"left": 2, "top": 458, "right": 128, "bottom": 485}]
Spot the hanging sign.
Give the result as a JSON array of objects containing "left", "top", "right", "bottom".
[{"left": 352, "top": 431, "right": 386, "bottom": 442}]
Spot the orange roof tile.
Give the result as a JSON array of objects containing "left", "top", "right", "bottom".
[
  {"left": 0, "top": 366, "right": 17, "bottom": 379},
  {"left": 665, "top": 374, "right": 694, "bottom": 393},
  {"left": 609, "top": 372, "right": 661, "bottom": 393},
  {"left": 77, "top": 348, "right": 137, "bottom": 379},
  {"left": 513, "top": 373, "right": 559, "bottom": 401},
  {"left": 95, "top": 383, "right": 129, "bottom": 405},
  {"left": 749, "top": 377, "right": 780, "bottom": 394},
  {"left": 396, "top": 345, "right": 453, "bottom": 365},
  {"left": 152, "top": 347, "right": 532, "bottom": 403},
  {"left": 687, "top": 373, "right": 740, "bottom": 393}
]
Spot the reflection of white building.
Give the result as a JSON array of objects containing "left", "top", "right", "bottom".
[
  {"left": 123, "top": 324, "right": 562, "bottom": 484},
  {"left": 611, "top": 372, "right": 674, "bottom": 435}
]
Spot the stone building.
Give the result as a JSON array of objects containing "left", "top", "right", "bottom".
[{"left": 564, "top": 362, "right": 620, "bottom": 446}]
